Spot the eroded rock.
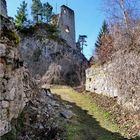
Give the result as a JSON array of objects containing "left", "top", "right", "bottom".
[{"left": 0, "top": 15, "right": 37, "bottom": 136}]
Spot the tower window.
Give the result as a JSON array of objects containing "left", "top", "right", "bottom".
[
  {"left": 65, "top": 26, "right": 70, "bottom": 33},
  {"left": 64, "top": 9, "right": 66, "bottom": 14}
]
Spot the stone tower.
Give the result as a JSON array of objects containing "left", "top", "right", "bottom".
[
  {"left": 58, "top": 5, "right": 76, "bottom": 48},
  {"left": 0, "top": 0, "right": 7, "bottom": 17}
]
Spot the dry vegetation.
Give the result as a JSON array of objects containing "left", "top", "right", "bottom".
[{"left": 89, "top": 0, "right": 140, "bottom": 112}]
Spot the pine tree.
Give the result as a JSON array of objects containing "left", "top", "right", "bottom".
[
  {"left": 94, "top": 21, "right": 113, "bottom": 64},
  {"left": 95, "top": 21, "right": 109, "bottom": 48},
  {"left": 31, "top": 0, "right": 42, "bottom": 23},
  {"left": 15, "top": 1, "right": 28, "bottom": 29},
  {"left": 42, "top": 2, "right": 53, "bottom": 23}
]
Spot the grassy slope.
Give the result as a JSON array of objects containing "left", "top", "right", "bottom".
[{"left": 51, "top": 86, "right": 129, "bottom": 140}]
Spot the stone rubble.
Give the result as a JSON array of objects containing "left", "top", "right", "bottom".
[
  {"left": 2, "top": 89, "right": 75, "bottom": 140},
  {"left": 60, "top": 110, "right": 74, "bottom": 119}
]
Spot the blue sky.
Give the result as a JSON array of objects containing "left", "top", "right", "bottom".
[{"left": 7, "top": 0, "right": 104, "bottom": 59}]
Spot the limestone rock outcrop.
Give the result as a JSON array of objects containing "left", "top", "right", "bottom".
[
  {"left": 19, "top": 24, "right": 88, "bottom": 86},
  {"left": 0, "top": 15, "right": 37, "bottom": 136}
]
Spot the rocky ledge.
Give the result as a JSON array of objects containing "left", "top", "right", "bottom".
[
  {"left": 0, "top": 15, "right": 37, "bottom": 136},
  {"left": 1, "top": 88, "right": 75, "bottom": 140}
]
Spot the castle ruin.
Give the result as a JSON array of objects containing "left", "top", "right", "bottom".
[
  {"left": 52, "top": 5, "right": 76, "bottom": 48},
  {"left": 0, "top": 0, "right": 7, "bottom": 17},
  {"left": 58, "top": 5, "right": 76, "bottom": 48}
]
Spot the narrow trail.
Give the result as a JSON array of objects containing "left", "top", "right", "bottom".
[{"left": 51, "top": 86, "right": 129, "bottom": 140}]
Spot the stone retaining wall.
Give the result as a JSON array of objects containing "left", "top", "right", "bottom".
[
  {"left": 86, "top": 50, "right": 140, "bottom": 112},
  {"left": 86, "top": 64, "right": 118, "bottom": 97}
]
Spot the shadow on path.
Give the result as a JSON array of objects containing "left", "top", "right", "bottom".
[{"left": 53, "top": 93, "right": 139, "bottom": 140}]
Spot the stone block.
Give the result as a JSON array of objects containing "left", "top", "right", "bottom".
[
  {"left": 0, "top": 63, "right": 5, "bottom": 78},
  {"left": 0, "top": 44, "right": 6, "bottom": 57},
  {"left": 0, "top": 109, "right": 8, "bottom": 120},
  {"left": 7, "top": 49, "right": 15, "bottom": 59},
  {"left": 0, "top": 121, "right": 11, "bottom": 137},
  {"left": 1, "top": 101, "right": 9, "bottom": 108},
  {"left": 60, "top": 110, "right": 74, "bottom": 119},
  {"left": 5, "top": 88, "right": 16, "bottom": 101}
]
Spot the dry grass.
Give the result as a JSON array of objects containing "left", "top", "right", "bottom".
[{"left": 51, "top": 86, "right": 129, "bottom": 140}]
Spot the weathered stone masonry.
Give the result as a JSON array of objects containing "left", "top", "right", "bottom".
[
  {"left": 58, "top": 5, "right": 76, "bottom": 48},
  {"left": 0, "top": 0, "right": 7, "bottom": 17},
  {"left": 86, "top": 50, "right": 140, "bottom": 112},
  {"left": 51, "top": 5, "right": 76, "bottom": 49},
  {"left": 0, "top": 0, "right": 37, "bottom": 136},
  {"left": 86, "top": 64, "right": 118, "bottom": 98}
]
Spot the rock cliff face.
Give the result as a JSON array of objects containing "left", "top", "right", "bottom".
[
  {"left": 19, "top": 24, "right": 88, "bottom": 86},
  {"left": 0, "top": 15, "right": 37, "bottom": 136}
]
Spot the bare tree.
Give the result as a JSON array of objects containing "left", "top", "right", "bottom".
[
  {"left": 103, "top": 0, "right": 140, "bottom": 29},
  {"left": 78, "top": 35, "right": 87, "bottom": 53},
  {"left": 102, "top": 0, "right": 140, "bottom": 52},
  {"left": 101, "top": 1, "right": 140, "bottom": 113}
]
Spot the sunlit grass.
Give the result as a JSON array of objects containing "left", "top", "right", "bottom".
[{"left": 51, "top": 86, "right": 127, "bottom": 139}]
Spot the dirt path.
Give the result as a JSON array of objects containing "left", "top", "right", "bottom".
[{"left": 51, "top": 86, "right": 129, "bottom": 140}]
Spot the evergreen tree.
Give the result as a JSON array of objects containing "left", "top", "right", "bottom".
[
  {"left": 31, "top": 0, "right": 42, "bottom": 23},
  {"left": 95, "top": 21, "right": 109, "bottom": 48},
  {"left": 15, "top": 1, "right": 28, "bottom": 29},
  {"left": 78, "top": 35, "right": 87, "bottom": 53},
  {"left": 42, "top": 2, "right": 53, "bottom": 23}
]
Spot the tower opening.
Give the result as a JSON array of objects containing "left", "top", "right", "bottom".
[{"left": 65, "top": 25, "right": 70, "bottom": 33}]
